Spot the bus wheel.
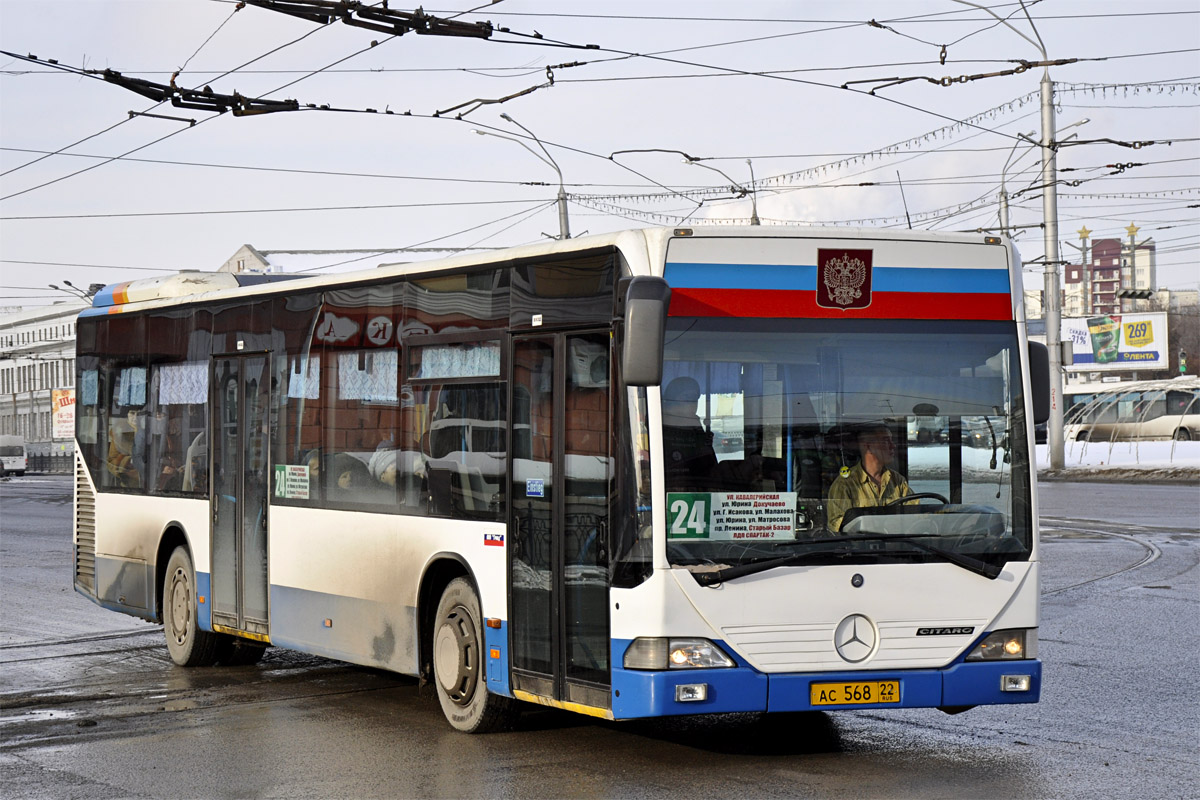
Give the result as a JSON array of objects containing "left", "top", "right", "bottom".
[
  {"left": 1175, "top": 428, "right": 1191, "bottom": 441},
  {"left": 1075, "top": 431, "right": 1089, "bottom": 442},
  {"left": 164, "top": 546, "right": 221, "bottom": 667},
  {"left": 432, "top": 577, "right": 518, "bottom": 733}
]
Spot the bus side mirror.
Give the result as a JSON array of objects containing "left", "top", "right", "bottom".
[
  {"left": 620, "top": 277, "right": 671, "bottom": 386},
  {"left": 1028, "top": 341, "right": 1050, "bottom": 424}
]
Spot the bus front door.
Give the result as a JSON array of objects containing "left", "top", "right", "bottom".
[
  {"left": 210, "top": 355, "right": 270, "bottom": 641},
  {"left": 509, "top": 332, "right": 612, "bottom": 712}
]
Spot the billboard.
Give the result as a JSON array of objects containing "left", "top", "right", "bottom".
[
  {"left": 52, "top": 389, "right": 75, "bottom": 439},
  {"left": 1063, "top": 312, "right": 1168, "bottom": 372}
]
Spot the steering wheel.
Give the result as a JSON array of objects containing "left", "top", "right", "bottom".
[{"left": 885, "top": 491, "right": 949, "bottom": 507}]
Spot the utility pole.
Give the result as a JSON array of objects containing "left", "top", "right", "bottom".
[
  {"left": 1077, "top": 226, "right": 1091, "bottom": 315},
  {"left": 1040, "top": 71, "right": 1066, "bottom": 470}
]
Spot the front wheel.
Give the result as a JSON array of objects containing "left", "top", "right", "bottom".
[
  {"left": 164, "top": 546, "right": 221, "bottom": 667},
  {"left": 432, "top": 577, "right": 518, "bottom": 733},
  {"left": 1175, "top": 428, "right": 1191, "bottom": 441}
]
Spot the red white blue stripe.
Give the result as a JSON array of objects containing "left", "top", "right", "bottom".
[{"left": 664, "top": 261, "right": 1014, "bottom": 321}]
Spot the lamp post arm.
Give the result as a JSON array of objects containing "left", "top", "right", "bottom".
[{"left": 500, "top": 114, "right": 563, "bottom": 188}]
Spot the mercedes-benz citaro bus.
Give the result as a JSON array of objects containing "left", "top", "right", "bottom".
[{"left": 72, "top": 227, "right": 1049, "bottom": 732}]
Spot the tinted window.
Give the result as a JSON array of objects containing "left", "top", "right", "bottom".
[
  {"left": 405, "top": 269, "right": 509, "bottom": 336},
  {"left": 510, "top": 250, "right": 615, "bottom": 329}
]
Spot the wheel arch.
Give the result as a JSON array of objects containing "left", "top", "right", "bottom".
[
  {"left": 154, "top": 521, "right": 191, "bottom": 625},
  {"left": 417, "top": 554, "right": 477, "bottom": 681}
]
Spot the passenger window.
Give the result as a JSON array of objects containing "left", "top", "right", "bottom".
[
  {"left": 324, "top": 346, "right": 401, "bottom": 508},
  {"left": 422, "top": 383, "right": 506, "bottom": 521},
  {"left": 148, "top": 362, "right": 208, "bottom": 495},
  {"left": 105, "top": 366, "right": 148, "bottom": 491}
]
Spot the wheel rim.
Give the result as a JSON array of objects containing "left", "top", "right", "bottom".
[
  {"left": 434, "top": 604, "right": 478, "bottom": 705},
  {"left": 169, "top": 566, "right": 190, "bottom": 646}
]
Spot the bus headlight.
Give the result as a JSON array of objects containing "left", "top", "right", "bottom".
[
  {"left": 623, "top": 637, "right": 735, "bottom": 670},
  {"left": 965, "top": 629, "right": 1037, "bottom": 661}
]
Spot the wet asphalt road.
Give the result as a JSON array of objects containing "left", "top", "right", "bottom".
[{"left": 1, "top": 475, "right": 1197, "bottom": 799}]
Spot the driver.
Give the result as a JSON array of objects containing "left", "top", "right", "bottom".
[{"left": 827, "top": 424, "right": 912, "bottom": 531}]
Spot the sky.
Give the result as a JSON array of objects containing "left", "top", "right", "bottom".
[{"left": 1, "top": 0, "right": 1197, "bottom": 309}]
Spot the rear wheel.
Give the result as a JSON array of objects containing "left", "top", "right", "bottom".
[
  {"left": 1075, "top": 431, "right": 1089, "bottom": 442},
  {"left": 432, "top": 577, "right": 518, "bottom": 733},
  {"left": 1175, "top": 428, "right": 1191, "bottom": 441},
  {"left": 164, "top": 546, "right": 221, "bottom": 667}
]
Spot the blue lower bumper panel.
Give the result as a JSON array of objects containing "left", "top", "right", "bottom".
[{"left": 610, "top": 657, "right": 1041, "bottom": 720}]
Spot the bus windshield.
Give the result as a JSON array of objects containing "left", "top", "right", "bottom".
[{"left": 660, "top": 318, "right": 1033, "bottom": 574}]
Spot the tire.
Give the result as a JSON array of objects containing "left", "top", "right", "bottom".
[
  {"left": 1075, "top": 431, "right": 1089, "bottom": 442},
  {"left": 432, "top": 577, "right": 518, "bottom": 733},
  {"left": 164, "top": 546, "right": 221, "bottom": 667},
  {"left": 1175, "top": 428, "right": 1191, "bottom": 441}
]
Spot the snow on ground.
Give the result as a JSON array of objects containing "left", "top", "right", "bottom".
[
  {"left": 905, "top": 440, "right": 1199, "bottom": 483},
  {"left": 1037, "top": 440, "right": 1200, "bottom": 469},
  {"left": 1036, "top": 440, "right": 1200, "bottom": 484}
]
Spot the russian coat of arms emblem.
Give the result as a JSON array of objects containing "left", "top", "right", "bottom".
[{"left": 816, "top": 249, "right": 873, "bottom": 309}]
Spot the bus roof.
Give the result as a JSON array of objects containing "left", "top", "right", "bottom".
[{"left": 80, "top": 225, "right": 1015, "bottom": 318}]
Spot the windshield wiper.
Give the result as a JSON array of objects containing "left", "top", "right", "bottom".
[{"left": 691, "top": 534, "right": 1001, "bottom": 586}]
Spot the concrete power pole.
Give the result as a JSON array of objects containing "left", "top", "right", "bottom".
[
  {"left": 1078, "top": 226, "right": 1092, "bottom": 315},
  {"left": 1040, "top": 71, "right": 1066, "bottom": 471}
]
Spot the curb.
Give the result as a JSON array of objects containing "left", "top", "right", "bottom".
[{"left": 1038, "top": 468, "right": 1200, "bottom": 485}]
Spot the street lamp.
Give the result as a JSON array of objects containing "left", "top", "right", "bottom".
[
  {"left": 49, "top": 281, "right": 103, "bottom": 302},
  {"left": 684, "top": 157, "right": 760, "bottom": 225},
  {"left": 49, "top": 283, "right": 88, "bottom": 301},
  {"left": 494, "top": 113, "right": 569, "bottom": 240},
  {"left": 999, "top": 131, "right": 1036, "bottom": 238},
  {"left": 1005, "top": 118, "right": 1088, "bottom": 236}
]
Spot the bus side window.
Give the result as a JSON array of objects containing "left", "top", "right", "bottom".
[
  {"left": 148, "top": 362, "right": 207, "bottom": 495},
  {"left": 409, "top": 382, "right": 505, "bottom": 521},
  {"left": 321, "top": 347, "right": 401, "bottom": 511}
]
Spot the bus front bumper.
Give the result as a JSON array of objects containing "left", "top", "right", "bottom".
[{"left": 610, "top": 659, "right": 1041, "bottom": 719}]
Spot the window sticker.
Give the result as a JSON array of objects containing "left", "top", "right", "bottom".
[
  {"left": 668, "top": 492, "right": 797, "bottom": 540},
  {"left": 274, "top": 464, "right": 310, "bottom": 500}
]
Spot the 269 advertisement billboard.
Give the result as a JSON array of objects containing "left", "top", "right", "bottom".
[{"left": 1062, "top": 312, "right": 1168, "bottom": 372}]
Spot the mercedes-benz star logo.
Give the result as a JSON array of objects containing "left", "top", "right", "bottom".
[{"left": 834, "top": 614, "right": 877, "bottom": 663}]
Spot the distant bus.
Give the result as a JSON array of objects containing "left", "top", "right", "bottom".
[
  {"left": 73, "top": 226, "right": 1049, "bottom": 732},
  {"left": 1064, "top": 376, "right": 1200, "bottom": 442},
  {"left": 0, "top": 435, "right": 27, "bottom": 476}
]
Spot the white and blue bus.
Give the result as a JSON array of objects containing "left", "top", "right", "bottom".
[{"left": 73, "top": 226, "right": 1049, "bottom": 732}]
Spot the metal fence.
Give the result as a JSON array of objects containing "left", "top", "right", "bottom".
[{"left": 25, "top": 452, "right": 73, "bottom": 474}]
